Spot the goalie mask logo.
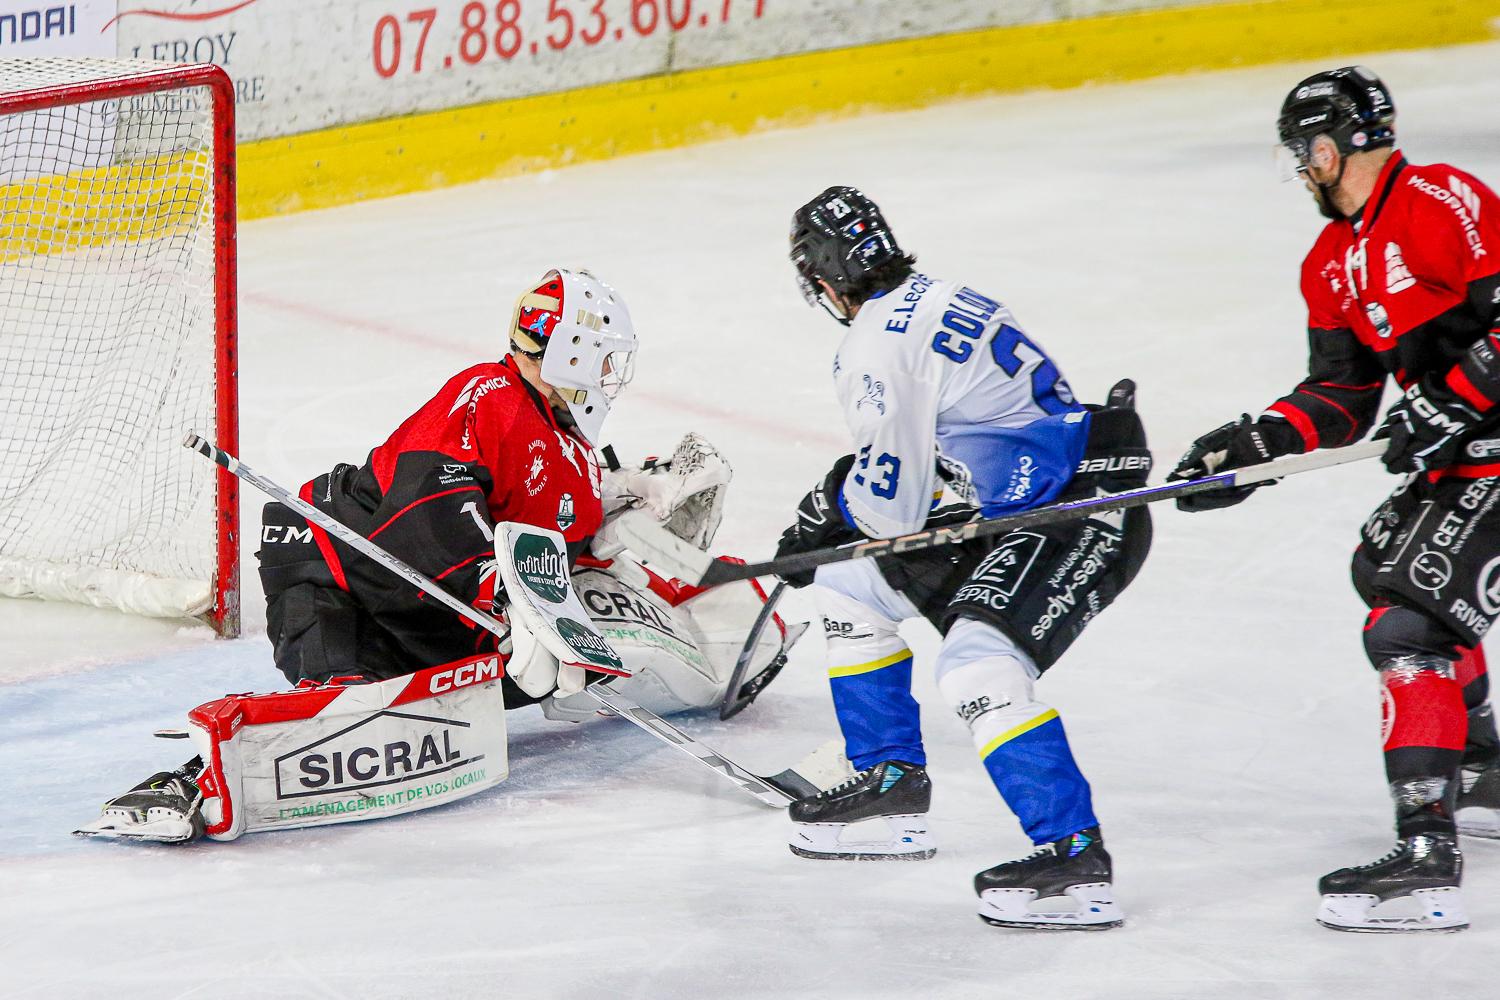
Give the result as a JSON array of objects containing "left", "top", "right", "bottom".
[
  {"left": 556, "top": 493, "right": 576, "bottom": 531},
  {"left": 274, "top": 711, "right": 481, "bottom": 800},
  {"left": 513, "top": 533, "right": 568, "bottom": 604}
]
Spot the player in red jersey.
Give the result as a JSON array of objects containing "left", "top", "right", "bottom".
[
  {"left": 1171, "top": 67, "right": 1500, "bottom": 932},
  {"left": 256, "top": 268, "right": 627, "bottom": 704}
]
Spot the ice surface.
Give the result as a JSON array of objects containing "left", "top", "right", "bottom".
[{"left": 5, "top": 43, "right": 1500, "bottom": 999}]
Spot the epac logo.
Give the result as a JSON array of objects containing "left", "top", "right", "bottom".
[
  {"left": 274, "top": 711, "right": 480, "bottom": 799},
  {"left": 556, "top": 617, "right": 624, "bottom": 670},
  {"left": 513, "top": 533, "right": 568, "bottom": 604}
]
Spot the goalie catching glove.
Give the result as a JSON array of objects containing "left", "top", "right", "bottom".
[{"left": 598, "top": 432, "right": 732, "bottom": 553}]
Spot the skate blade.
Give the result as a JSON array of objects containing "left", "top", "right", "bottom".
[
  {"left": 788, "top": 815, "right": 935, "bottom": 861},
  {"left": 1456, "top": 806, "right": 1500, "bottom": 840},
  {"left": 74, "top": 813, "right": 198, "bottom": 845},
  {"left": 978, "top": 882, "right": 1124, "bottom": 930},
  {"left": 1316, "top": 887, "right": 1468, "bottom": 933}
]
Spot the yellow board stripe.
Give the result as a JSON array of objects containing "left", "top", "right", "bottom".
[
  {"left": 0, "top": 149, "right": 211, "bottom": 262},
  {"left": 235, "top": 0, "right": 1500, "bottom": 220},
  {"left": 829, "top": 649, "right": 913, "bottom": 679},
  {"left": 979, "top": 709, "right": 1060, "bottom": 759}
]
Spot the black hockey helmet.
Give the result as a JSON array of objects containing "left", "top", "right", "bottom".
[
  {"left": 789, "top": 187, "right": 912, "bottom": 322},
  {"left": 1276, "top": 66, "right": 1395, "bottom": 172}
]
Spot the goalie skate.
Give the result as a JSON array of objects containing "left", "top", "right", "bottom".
[
  {"left": 975, "top": 828, "right": 1122, "bottom": 930},
  {"left": 1316, "top": 835, "right": 1467, "bottom": 933},
  {"left": 74, "top": 767, "right": 205, "bottom": 844},
  {"left": 788, "top": 761, "right": 935, "bottom": 860}
]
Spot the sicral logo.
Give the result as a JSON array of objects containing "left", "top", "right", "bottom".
[
  {"left": 556, "top": 493, "right": 576, "bottom": 532},
  {"left": 513, "top": 533, "right": 568, "bottom": 604},
  {"left": 274, "top": 711, "right": 479, "bottom": 799},
  {"left": 556, "top": 617, "right": 624, "bottom": 670}
]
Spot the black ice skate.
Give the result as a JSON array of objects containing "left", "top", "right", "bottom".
[
  {"left": 74, "top": 760, "right": 206, "bottom": 844},
  {"left": 787, "top": 760, "right": 934, "bottom": 860},
  {"left": 1457, "top": 761, "right": 1500, "bottom": 840},
  {"left": 974, "top": 827, "right": 1122, "bottom": 930},
  {"left": 1317, "top": 834, "right": 1467, "bottom": 933}
]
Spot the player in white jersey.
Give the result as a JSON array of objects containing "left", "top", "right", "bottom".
[{"left": 776, "top": 188, "right": 1154, "bottom": 929}]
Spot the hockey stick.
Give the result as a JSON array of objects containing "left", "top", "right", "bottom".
[
  {"left": 719, "top": 580, "right": 790, "bottom": 720},
  {"left": 182, "top": 433, "right": 809, "bottom": 807},
  {"left": 614, "top": 440, "right": 1388, "bottom": 588}
]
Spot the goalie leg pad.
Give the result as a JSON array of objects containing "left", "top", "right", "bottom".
[{"left": 189, "top": 654, "right": 508, "bottom": 841}]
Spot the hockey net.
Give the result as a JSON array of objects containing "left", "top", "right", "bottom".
[{"left": 0, "top": 60, "right": 239, "bottom": 636}]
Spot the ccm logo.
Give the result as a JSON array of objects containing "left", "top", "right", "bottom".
[
  {"left": 429, "top": 657, "right": 502, "bottom": 694},
  {"left": 261, "top": 524, "right": 314, "bottom": 544}
]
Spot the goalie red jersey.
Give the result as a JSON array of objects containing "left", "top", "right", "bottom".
[
  {"left": 1268, "top": 154, "right": 1500, "bottom": 469},
  {"left": 258, "top": 355, "right": 604, "bottom": 684}
]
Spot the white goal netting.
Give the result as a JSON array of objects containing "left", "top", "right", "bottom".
[{"left": 0, "top": 59, "right": 234, "bottom": 628}]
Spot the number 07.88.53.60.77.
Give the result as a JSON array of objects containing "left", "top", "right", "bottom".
[{"left": 372, "top": 0, "right": 767, "bottom": 79}]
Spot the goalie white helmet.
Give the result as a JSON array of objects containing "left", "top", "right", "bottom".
[{"left": 511, "top": 268, "right": 637, "bottom": 445}]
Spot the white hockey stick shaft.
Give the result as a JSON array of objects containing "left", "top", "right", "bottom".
[
  {"left": 617, "top": 440, "right": 1388, "bottom": 587},
  {"left": 183, "top": 433, "right": 801, "bottom": 807}
]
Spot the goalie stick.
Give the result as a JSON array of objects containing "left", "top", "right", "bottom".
[
  {"left": 183, "top": 433, "right": 812, "bottom": 807},
  {"left": 614, "top": 439, "right": 1388, "bottom": 588},
  {"left": 720, "top": 580, "right": 791, "bottom": 720}
]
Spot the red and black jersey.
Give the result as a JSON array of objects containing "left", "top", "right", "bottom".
[
  {"left": 280, "top": 355, "right": 604, "bottom": 667},
  {"left": 1267, "top": 153, "right": 1500, "bottom": 476}
]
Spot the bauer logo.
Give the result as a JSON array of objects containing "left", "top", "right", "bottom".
[
  {"left": 274, "top": 711, "right": 481, "bottom": 800},
  {"left": 513, "top": 533, "right": 568, "bottom": 604},
  {"left": 556, "top": 617, "right": 625, "bottom": 670}
]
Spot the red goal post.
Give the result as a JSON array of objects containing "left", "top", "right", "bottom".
[{"left": 0, "top": 60, "right": 239, "bottom": 637}]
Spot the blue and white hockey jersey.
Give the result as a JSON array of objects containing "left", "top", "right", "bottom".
[{"left": 833, "top": 273, "right": 1089, "bottom": 539}]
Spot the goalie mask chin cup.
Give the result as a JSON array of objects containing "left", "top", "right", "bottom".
[{"left": 510, "top": 268, "right": 637, "bottom": 445}]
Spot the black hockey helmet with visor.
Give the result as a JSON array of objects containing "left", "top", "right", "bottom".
[
  {"left": 790, "top": 187, "right": 909, "bottom": 324},
  {"left": 1275, "top": 66, "right": 1395, "bottom": 181}
]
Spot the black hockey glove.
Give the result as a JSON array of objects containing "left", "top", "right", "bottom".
[
  {"left": 776, "top": 454, "right": 861, "bottom": 588},
  {"left": 1169, "top": 415, "right": 1299, "bottom": 512},
  {"left": 1374, "top": 377, "right": 1482, "bottom": 474}
]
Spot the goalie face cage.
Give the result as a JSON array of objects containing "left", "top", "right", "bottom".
[{"left": 0, "top": 61, "right": 239, "bottom": 637}]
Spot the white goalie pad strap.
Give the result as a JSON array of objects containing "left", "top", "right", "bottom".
[{"left": 187, "top": 654, "right": 508, "bottom": 841}]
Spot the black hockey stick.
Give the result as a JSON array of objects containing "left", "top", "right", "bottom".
[
  {"left": 613, "top": 440, "right": 1386, "bottom": 587},
  {"left": 719, "top": 580, "right": 790, "bottom": 720},
  {"left": 183, "top": 433, "right": 811, "bottom": 807}
]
